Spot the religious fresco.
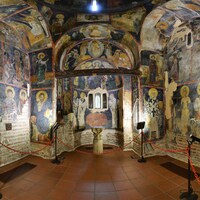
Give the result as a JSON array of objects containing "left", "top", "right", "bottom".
[
  {"left": 56, "top": 24, "right": 138, "bottom": 70},
  {"left": 31, "top": 89, "right": 53, "bottom": 143},
  {"left": 0, "top": 44, "right": 30, "bottom": 87},
  {"left": 72, "top": 75, "right": 122, "bottom": 91},
  {"left": 164, "top": 32, "right": 200, "bottom": 83},
  {"left": 142, "top": 87, "right": 164, "bottom": 140},
  {"left": 110, "top": 6, "right": 146, "bottom": 37},
  {"left": 0, "top": 22, "right": 23, "bottom": 49},
  {"left": 71, "top": 89, "right": 121, "bottom": 130},
  {"left": 140, "top": 51, "right": 164, "bottom": 86},
  {"left": 170, "top": 82, "right": 200, "bottom": 142},
  {"left": 60, "top": 40, "right": 132, "bottom": 71},
  {"left": 77, "top": 14, "right": 109, "bottom": 23},
  {"left": 0, "top": 2, "right": 29, "bottom": 20},
  {"left": 0, "top": 84, "right": 28, "bottom": 123},
  {"left": 3, "top": 8, "right": 52, "bottom": 50},
  {"left": 60, "top": 74, "right": 123, "bottom": 131},
  {"left": 30, "top": 48, "right": 53, "bottom": 88},
  {"left": 75, "top": 59, "right": 114, "bottom": 70},
  {"left": 49, "top": 12, "right": 76, "bottom": 41}
]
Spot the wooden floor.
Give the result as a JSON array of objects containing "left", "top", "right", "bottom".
[{"left": 0, "top": 147, "right": 199, "bottom": 200}]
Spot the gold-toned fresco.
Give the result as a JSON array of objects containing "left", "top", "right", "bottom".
[
  {"left": 170, "top": 82, "right": 200, "bottom": 143},
  {"left": 77, "top": 14, "right": 109, "bottom": 23},
  {"left": 4, "top": 8, "right": 51, "bottom": 50},
  {"left": 111, "top": 7, "right": 146, "bottom": 34},
  {"left": 60, "top": 39, "right": 133, "bottom": 71},
  {"left": 80, "top": 24, "right": 112, "bottom": 39}
]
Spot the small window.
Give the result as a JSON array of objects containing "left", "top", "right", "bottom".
[
  {"left": 186, "top": 32, "right": 193, "bottom": 48},
  {"left": 89, "top": 94, "right": 93, "bottom": 109},
  {"left": 95, "top": 93, "right": 101, "bottom": 109},
  {"left": 88, "top": 88, "right": 108, "bottom": 112},
  {"left": 103, "top": 93, "right": 107, "bottom": 108}
]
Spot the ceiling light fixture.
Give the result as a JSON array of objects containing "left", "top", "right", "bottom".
[{"left": 90, "top": 0, "right": 99, "bottom": 12}]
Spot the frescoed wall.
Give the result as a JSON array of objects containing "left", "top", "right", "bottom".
[
  {"left": 61, "top": 75, "right": 123, "bottom": 131},
  {"left": 0, "top": 0, "right": 200, "bottom": 168},
  {"left": 140, "top": 0, "right": 200, "bottom": 165}
]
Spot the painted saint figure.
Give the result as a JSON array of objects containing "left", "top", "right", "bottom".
[
  {"left": 18, "top": 89, "right": 27, "bottom": 115},
  {"left": 31, "top": 91, "right": 52, "bottom": 142},
  {"left": 109, "top": 93, "right": 118, "bottom": 128},
  {"left": 3, "top": 86, "right": 18, "bottom": 121},
  {"left": 145, "top": 88, "right": 160, "bottom": 139},
  {"left": 78, "top": 92, "right": 87, "bottom": 129},
  {"left": 36, "top": 52, "right": 49, "bottom": 84},
  {"left": 180, "top": 86, "right": 191, "bottom": 135}
]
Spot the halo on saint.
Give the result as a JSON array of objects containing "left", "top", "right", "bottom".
[
  {"left": 180, "top": 85, "right": 189, "bottom": 97},
  {"left": 37, "top": 52, "right": 45, "bottom": 59},
  {"left": 19, "top": 89, "right": 27, "bottom": 101},
  {"left": 148, "top": 88, "right": 158, "bottom": 98},
  {"left": 5, "top": 86, "right": 15, "bottom": 98},
  {"left": 36, "top": 90, "right": 48, "bottom": 102}
]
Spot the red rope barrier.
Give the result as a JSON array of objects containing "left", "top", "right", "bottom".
[
  {"left": 186, "top": 149, "right": 200, "bottom": 185},
  {"left": 0, "top": 136, "right": 54, "bottom": 155},
  {"left": 150, "top": 143, "right": 187, "bottom": 153}
]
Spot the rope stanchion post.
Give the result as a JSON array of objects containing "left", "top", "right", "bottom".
[
  {"left": 137, "top": 122, "right": 146, "bottom": 163},
  {"left": 180, "top": 135, "right": 199, "bottom": 200}
]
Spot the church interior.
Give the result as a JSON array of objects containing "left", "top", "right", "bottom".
[{"left": 0, "top": 0, "right": 200, "bottom": 199}]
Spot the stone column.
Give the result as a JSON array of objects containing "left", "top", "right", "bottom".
[{"left": 92, "top": 128, "right": 103, "bottom": 155}]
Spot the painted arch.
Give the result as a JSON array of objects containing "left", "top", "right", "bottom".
[{"left": 55, "top": 24, "right": 139, "bottom": 72}]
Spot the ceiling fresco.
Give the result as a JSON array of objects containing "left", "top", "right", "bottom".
[
  {"left": 56, "top": 24, "right": 139, "bottom": 71},
  {"left": 141, "top": 0, "right": 200, "bottom": 51}
]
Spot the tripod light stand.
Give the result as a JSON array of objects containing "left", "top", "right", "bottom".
[{"left": 137, "top": 122, "right": 146, "bottom": 163}]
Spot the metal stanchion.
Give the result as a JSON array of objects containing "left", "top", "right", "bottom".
[
  {"left": 180, "top": 134, "right": 199, "bottom": 200},
  {"left": 51, "top": 122, "right": 61, "bottom": 164}
]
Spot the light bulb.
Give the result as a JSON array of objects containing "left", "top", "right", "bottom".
[{"left": 91, "top": 0, "right": 98, "bottom": 12}]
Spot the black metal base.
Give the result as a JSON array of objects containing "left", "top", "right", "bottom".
[
  {"left": 138, "top": 156, "right": 146, "bottom": 163},
  {"left": 0, "top": 193, "right": 2, "bottom": 199},
  {"left": 180, "top": 191, "right": 198, "bottom": 200},
  {"left": 51, "top": 157, "right": 61, "bottom": 164}
]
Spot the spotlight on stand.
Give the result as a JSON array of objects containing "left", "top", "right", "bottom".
[
  {"left": 179, "top": 134, "right": 199, "bottom": 200},
  {"left": 189, "top": 134, "right": 200, "bottom": 144},
  {"left": 137, "top": 121, "right": 146, "bottom": 163}
]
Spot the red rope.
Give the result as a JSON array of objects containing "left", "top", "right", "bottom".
[
  {"left": 186, "top": 149, "right": 200, "bottom": 185},
  {"left": 0, "top": 136, "right": 55, "bottom": 155}
]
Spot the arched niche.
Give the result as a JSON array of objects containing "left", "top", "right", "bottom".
[{"left": 55, "top": 23, "right": 139, "bottom": 71}]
